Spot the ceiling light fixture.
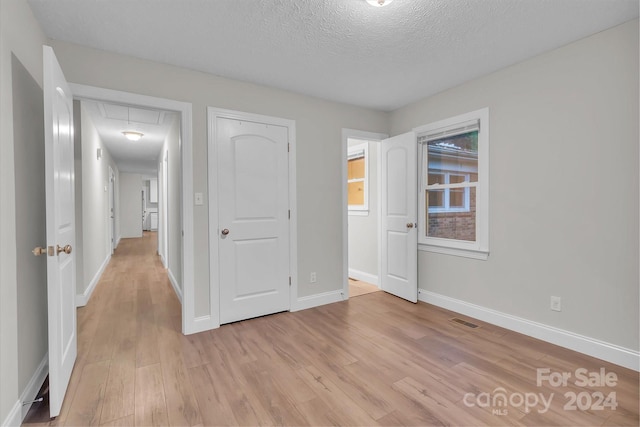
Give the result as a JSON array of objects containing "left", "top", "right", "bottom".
[
  {"left": 122, "top": 131, "right": 144, "bottom": 141},
  {"left": 123, "top": 106, "right": 143, "bottom": 141},
  {"left": 366, "top": 0, "right": 394, "bottom": 7}
]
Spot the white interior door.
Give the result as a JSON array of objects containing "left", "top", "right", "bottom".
[
  {"left": 217, "top": 117, "right": 290, "bottom": 324},
  {"left": 43, "top": 45, "right": 77, "bottom": 418},
  {"left": 381, "top": 132, "right": 418, "bottom": 302}
]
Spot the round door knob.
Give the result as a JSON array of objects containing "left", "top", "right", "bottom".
[
  {"left": 221, "top": 229, "right": 230, "bottom": 236},
  {"left": 56, "top": 244, "right": 72, "bottom": 255},
  {"left": 406, "top": 223, "right": 414, "bottom": 229}
]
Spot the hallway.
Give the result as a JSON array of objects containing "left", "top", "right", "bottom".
[{"left": 27, "top": 232, "right": 182, "bottom": 426}]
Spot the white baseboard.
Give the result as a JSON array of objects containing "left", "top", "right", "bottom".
[
  {"left": 348, "top": 268, "right": 379, "bottom": 286},
  {"left": 20, "top": 353, "right": 48, "bottom": 421},
  {"left": 160, "top": 254, "right": 167, "bottom": 269},
  {"left": 2, "top": 400, "right": 20, "bottom": 427},
  {"left": 76, "top": 254, "right": 110, "bottom": 307},
  {"left": 167, "top": 268, "right": 182, "bottom": 303},
  {"left": 291, "top": 289, "right": 345, "bottom": 312},
  {"left": 115, "top": 236, "right": 121, "bottom": 248},
  {"left": 418, "top": 289, "right": 640, "bottom": 372}
]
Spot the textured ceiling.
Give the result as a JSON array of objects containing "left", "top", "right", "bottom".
[
  {"left": 82, "top": 100, "right": 175, "bottom": 175},
  {"left": 29, "top": 0, "right": 638, "bottom": 111}
]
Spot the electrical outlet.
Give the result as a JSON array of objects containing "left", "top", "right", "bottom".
[
  {"left": 310, "top": 272, "right": 317, "bottom": 283},
  {"left": 550, "top": 296, "right": 562, "bottom": 312}
]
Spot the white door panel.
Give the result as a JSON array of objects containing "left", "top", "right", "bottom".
[
  {"left": 218, "top": 118, "right": 289, "bottom": 324},
  {"left": 43, "top": 45, "right": 77, "bottom": 417},
  {"left": 381, "top": 132, "right": 417, "bottom": 303}
]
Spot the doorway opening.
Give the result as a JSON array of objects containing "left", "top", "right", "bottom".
[
  {"left": 71, "top": 84, "right": 195, "bottom": 334},
  {"left": 342, "top": 129, "right": 387, "bottom": 298}
]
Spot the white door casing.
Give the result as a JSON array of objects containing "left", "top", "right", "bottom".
[
  {"left": 380, "top": 132, "right": 418, "bottom": 303},
  {"left": 216, "top": 117, "right": 291, "bottom": 324},
  {"left": 43, "top": 45, "right": 77, "bottom": 417},
  {"left": 109, "top": 167, "right": 115, "bottom": 254}
]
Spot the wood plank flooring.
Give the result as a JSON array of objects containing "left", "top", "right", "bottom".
[
  {"left": 24, "top": 232, "right": 639, "bottom": 426},
  {"left": 349, "top": 278, "right": 380, "bottom": 297}
]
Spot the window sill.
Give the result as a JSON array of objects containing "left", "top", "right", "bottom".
[
  {"left": 348, "top": 210, "right": 369, "bottom": 217},
  {"left": 419, "top": 243, "right": 489, "bottom": 260}
]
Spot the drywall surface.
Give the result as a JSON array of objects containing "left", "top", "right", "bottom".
[
  {"left": 347, "top": 139, "right": 379, "bottom": 280},
  {"left": 390, "top": 20, "right": 639, "bottom": 351},
  {"left": 165, "top": 115, "right": 182, "bottom": 290},
  {"left": 50, "top": 40, "right": 389, "bottom": 318},
  {"left": 11, "top": 53, "right": 48, "bottom": 402},
  {"left": 79, "top": 101, "right": 119, "bottom": 295},
  {"left": 0, "top": 0, "right": 48, "bottom": 423}
]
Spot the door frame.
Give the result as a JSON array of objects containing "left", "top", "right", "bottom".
[
  {"left": 69, "top": 84, "right": 198, "bottom": 334},
  {"left": 108, "top": 166, "right": 116, "bottom": 254},
  {"left": 207, "top": 107, "right": 297, "bottom": 328},
  {"left": 341, "top": 129, "right": 388, "bottom": 299}
]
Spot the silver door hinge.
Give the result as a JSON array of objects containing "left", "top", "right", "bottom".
[
  {"left": 288, "top": 143, "right": 290, "bottom": 152},
  {"left": 288, "top": 210, "right": 291, "bottom": 219},
  {"left": 289, "top": 276, "right": 291, "bottom": 286}
]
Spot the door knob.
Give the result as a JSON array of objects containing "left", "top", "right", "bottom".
[
  {"left": 56, "top": 244, "right": 72, "bottom": 255},
  {"left": 406, "top": 223, "right": 414, "bottom": 229},
  {"left": 221, "top": 229, "right": 230, "bottom": 236}
]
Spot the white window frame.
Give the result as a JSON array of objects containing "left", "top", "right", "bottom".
[
  {"left": 347, "top": 141, "right": 369, "bottom": 215},
  {"left": 415, "top": 108, "right": 489, "bottom": 260}
]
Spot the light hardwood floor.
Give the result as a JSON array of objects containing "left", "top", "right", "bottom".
[
  {"left": 24, "top": 232, "right": 639, "bottom": 426},
  {"left": 349, "top": 278, "right": 380, "bottom": 297}
]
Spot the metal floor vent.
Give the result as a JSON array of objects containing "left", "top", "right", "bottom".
[{"left": 450, "top": 317, "right": 479, "bottom": 329}]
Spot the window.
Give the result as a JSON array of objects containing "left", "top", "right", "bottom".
[
  {"left": 415, "top": 108, "right": 489, "bottom": 259},
  {"left": 347, "top": 142, "right": 369, "bottom": 214}
]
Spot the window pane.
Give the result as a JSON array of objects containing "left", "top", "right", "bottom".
[
  {"left": 348, "top": 157, "right": 365, "bottom": 180},
  {"left": 449, "top": 174, "right": 467, "bottom": 184},
  {"left": 427, "top": 131, "right": 478, "bottom": 182},
  {"left": 428, "top": 173, "right": 444, "bottom": 185},
  {"left": 450, "top": 188, "right": 465, "bottom": 208},
  {"left": 348, "top": 181, "right": 365, "bottom": 205},
  {"left": 427, "top": 187, "right": 476, "bottom": 241},
  {"left": 426, "top": 189, "right": 444, "bottom": 209}
]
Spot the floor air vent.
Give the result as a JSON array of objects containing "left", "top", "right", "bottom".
[{"left": 450, "top": 317, "right": 479, "bottom": 329}]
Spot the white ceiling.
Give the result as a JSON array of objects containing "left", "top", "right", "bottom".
[
  {"left": 82, "top": 100, "right": 176, "bottom": 175},
  {"left": 28, "top": 0, "right": 639, "bottom": 112},
  {"left": 33, "top": 1, "right": 637, "bottom": 174}
]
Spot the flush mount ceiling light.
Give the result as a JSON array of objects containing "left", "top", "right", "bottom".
[
  {"left": 122, "top": 106, "right": 144, "bottom": 141},
  {"left": 122, "top": 131, "right": 144, "bottom": 141},
  {"left": 366, "top": 0, "right": 394, "bottom": 6}
]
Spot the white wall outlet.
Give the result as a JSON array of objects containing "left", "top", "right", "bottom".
[
  {"left": 195, "top": 192, "right": 204, "bottom": 205},
  {"left": 550, "top": 296, "right": 562, "bottom": 312},
  {"left": 310, "top": 272, "right": 317, "bottom": 283}
]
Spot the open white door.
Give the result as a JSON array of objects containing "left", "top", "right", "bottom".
[
  {"left": 380, "top": 132, "right": 418, "bottom": 302},
  {"left": 43, "top": 45, "right": 77, "bottom": 418}
]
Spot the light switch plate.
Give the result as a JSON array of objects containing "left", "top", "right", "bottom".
[{"left": 195, "top": 192, "right": 204, "bottom": 205}]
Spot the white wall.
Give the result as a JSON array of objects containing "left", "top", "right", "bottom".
[
  {"left": 119, "top": 173, "right": 143, "bottom": 238},
  {"left": 11, "top": 51, "right": 48, "bottom": 415},
  {"left": 348, "top": 139, "right": 379, "bottom": 283},
  {"left": 50, "top": 40, "right": 389, "bottom": 320},
  {"left": 78, "top": 101, "right": 119, "bottom": 301},
  {"left": 167, "top": 116, "right": 182, "bottom": 291},
  {"left": 390, "top": 20, "right": 639, "bottom": 352},
  {"left": 0, "top": 0, "right": 48, "bottom": 424}
]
